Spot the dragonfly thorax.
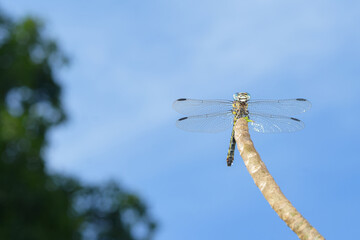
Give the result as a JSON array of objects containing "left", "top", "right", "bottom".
[
  {"left": 233, "top": 92, "right": 251, "bottom": 102},
  {"left": 232, "top": 101, "right": 249, "bottom": 119}
]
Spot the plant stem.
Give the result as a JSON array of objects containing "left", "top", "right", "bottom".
[{"left": 234, "top": 118, "right": 325, "bottom": 240}]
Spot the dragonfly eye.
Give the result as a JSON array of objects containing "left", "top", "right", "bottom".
[
  {"left": 233, "top": 92, "right": 250, "bottom": 101},
  {"left": 233, "top": 92, "right": 240, "bottom": 100}
]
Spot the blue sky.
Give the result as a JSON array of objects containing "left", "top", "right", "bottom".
[{"left": 3, "top": 1, "right": 360, "bottom": 239}]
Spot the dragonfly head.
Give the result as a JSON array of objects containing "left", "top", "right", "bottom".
[{"left": 233, "top": 92, "right": 251, "bottom": 102}]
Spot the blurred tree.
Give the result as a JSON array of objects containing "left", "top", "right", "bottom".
[{"left": 0, "top": 9, "right": 155, "bottom": 240}]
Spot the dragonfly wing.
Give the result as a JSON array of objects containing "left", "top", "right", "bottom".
[
  {"left": 173, "top": 98, "right": 232, "bottom": 115},
  {"left": 248, "top": 113, "right": 305, "bottom": 133},
  {"left": 248, "top": 99, "right": 311, "bottom": 116},
  {"left": 176, "top": 112, "right": 234, "bottom": 133}
]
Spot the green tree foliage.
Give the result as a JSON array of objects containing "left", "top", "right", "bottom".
[{"left": 0, "top": 9, "right": 156, "bottom": 240}]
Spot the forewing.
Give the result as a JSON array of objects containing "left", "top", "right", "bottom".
[
  {"left": 176, "top": 112, "right": 234, "bottom": 133},
  {"left": 248, "top": 99, "right": 311, "bottom": 116},
  {"left": 172, "top": 98, "right": 232, "bottom": 115},
  {"left": 248, "top": 113, "right": 305, "bottom": 133}
]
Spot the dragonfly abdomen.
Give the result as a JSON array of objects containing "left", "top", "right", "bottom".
[{"left": 226, "top": 124, "right": 236, "bottom": 166}]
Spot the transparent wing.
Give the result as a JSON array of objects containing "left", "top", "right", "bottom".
[
  {"left": 173, "top": 98, "right": 232, "bottom": 115},
  {"left": 248, "top": 113, "right": 305, "bottom": 133},
  {"left": 248, "top": 99, "right": 311, "bottom": 116},
  {"left": 176, "top": 112, "right": 234, "bottom": 133}
]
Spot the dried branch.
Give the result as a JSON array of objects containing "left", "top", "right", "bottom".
[{"left": 234, "top": 118, "right": 325, "bottom": 240}]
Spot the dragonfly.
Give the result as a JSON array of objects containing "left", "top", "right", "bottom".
[{"left": 173, "top": 92, "right": 311, "bottom": 167}]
